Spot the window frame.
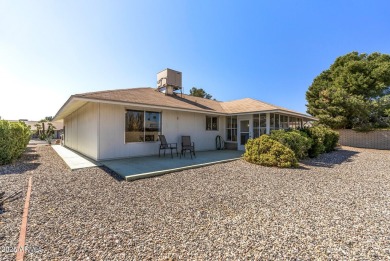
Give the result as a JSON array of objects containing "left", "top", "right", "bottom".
[
  {"left": 125, "top": 110, "right": 162, "bottom": 143},
  {"left": 253, "top": 113, "right": 267, "bottom": 138},
  {"left": 206, "top": 116, "right": 219, "bottom": 131},
  {"left": 226, "top": 116, "right": 237, "bottom": 142}
]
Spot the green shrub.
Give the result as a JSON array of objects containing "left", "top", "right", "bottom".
[
  {"left": 322, "top": 128, "right": 339, "bottom": 152},
  {"left": 300, "top": 126, "right": 339, "bottom": 157},
  {"left": 244, "top": 135, "right": 298, "bottom": 168},
  {"left": 270, "top": 129, "right": 313, "bottom": 159},
  {"left": 300, "top": 127, "right": 325, "bottom": 157},
  {"left": 0, "top": 120, "right": 12, "bottom": 164},
  {"left": 0, "top": 120, "right": 31, "bottom": 165}
]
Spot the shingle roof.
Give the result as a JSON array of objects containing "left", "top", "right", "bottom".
[
  {"left": 220, "top": 98, "right": 305, "bottom": 115},
  {"left": 75, "top": 88, "right": 226, "bottom": 113},
  {"left": 55, "top": 87, "right": 314, "bottom": 120},
  {"left": 221, "top": 98, "right": 278, "bottom": 113}
]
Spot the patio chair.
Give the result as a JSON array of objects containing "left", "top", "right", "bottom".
[
  {"left": 158, "top": 135, "right": 178, "bottom": 158},
  {"left": 181, "top": 136, "right": 196, "bottom": 159}
]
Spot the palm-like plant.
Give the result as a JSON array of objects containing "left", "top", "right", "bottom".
[{"left": 34, "top": 123, "right": 42, "bottom": 136}]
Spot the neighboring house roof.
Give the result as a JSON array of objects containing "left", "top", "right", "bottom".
[
  {"left": 54, "top": 87, "right": 316, "bottom": 121},
  {"left": 7, "top": 120, "right": 64, "bottom": 131}
]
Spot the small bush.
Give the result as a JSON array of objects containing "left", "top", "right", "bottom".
[
  {"left": 300, "top": 126, "right": 339, "bottom": 157},
  {"left": 244, "top": 135, "right": 298, "bottom": 168},
  {"left": 0, "top": 120, "right": 31, "bottom": 165},
  {"left": 270, "top": 129, "right": 313, "bottom": 159}
]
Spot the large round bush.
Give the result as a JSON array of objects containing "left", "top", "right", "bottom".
[
  {"left": 0, "top": 120, "right": 31, "bottom": 165},
  {"left": 244, "top": 135, "right": 298, "bottom": 168},
  {"left": 300, "top": 126, "right": 339, "bottom": 157},
  {"left": 270, "top": 129, "right": 313, "bottom": 159}
]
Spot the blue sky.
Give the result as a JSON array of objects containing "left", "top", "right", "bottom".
[{"left": 1, "top": 0, "right": 389, "bottom": 120}]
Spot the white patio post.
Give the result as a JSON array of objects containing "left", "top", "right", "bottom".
[
  {"left": 266, "top": 113, "right": 270, "bottom": 134},
  {"left": 287, "top": 116, "right": 290, "bottom": 129}
]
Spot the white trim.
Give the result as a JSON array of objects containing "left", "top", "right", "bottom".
[
  {"left": 53, "top": 95, "right": 75, "bottom": 121},
  {"left": 237, "top": 115, "right": 252, "bottom": 151},
  {"left": 229, "top": 110, "right": 316, "bottom": 120}
]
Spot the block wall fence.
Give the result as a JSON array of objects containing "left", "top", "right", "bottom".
[{"left": 337, "top": 129, "right": 390, "bottom": 150}]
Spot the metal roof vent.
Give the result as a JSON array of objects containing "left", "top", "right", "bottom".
[{"left": 157, "top": 68, "right": 182, "bottom": 96}]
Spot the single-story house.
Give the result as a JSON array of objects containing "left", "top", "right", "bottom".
[{"left": 53, "top": 85, "right": 315, "bottom": 161}]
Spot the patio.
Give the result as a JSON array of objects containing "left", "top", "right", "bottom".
[{"left": 101, "top": 150, "right": 243, "bottom": 181}]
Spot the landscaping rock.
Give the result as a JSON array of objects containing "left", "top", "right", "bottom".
[{"left": 1, "top": 145, "right": 389, "bottom": 260}]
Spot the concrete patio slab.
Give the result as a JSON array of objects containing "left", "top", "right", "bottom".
[
  {"left": 51, "top": 145, "right": 102, "bottom": 170},
  {"left": 101, "top": 150, "right": 243, "bottom": 181}
]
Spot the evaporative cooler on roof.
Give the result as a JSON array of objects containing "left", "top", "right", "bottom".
[{"left": 157, "top": 68, "right": 182, "bottom": 96}]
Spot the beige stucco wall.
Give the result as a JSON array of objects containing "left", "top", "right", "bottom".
[
  {"left": 338, "top": 129, "right": 390, "bottom": 150},
  {"left": 63, "top": 103, "right": 99, "bottom": 160},
  {"left": 98, "top": 103, "right": 226, "bottom": 160}
]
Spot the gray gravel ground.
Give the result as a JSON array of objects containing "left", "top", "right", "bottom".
[
  {"left": 0, "top": 146, "right": 39, "bottom": 260},
  {"left": 0, "top": 145, "right": 389, "bottom": 260}
]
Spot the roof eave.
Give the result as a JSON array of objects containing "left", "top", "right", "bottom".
[
  {"left": 53, "top": 94, "right": 316, "bottom": 121},
  {"left": 56, "top": 96, "right": 226, "bottom": 118},
  {"left": 52, "top": 95, "right": 77, "bottom": 121},
  {"left": 228, "top": 109, "right": 317, "bottom": 120}
]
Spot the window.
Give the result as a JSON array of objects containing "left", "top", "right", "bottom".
[
  {"left": 260, "top": 113, "right": 266, "bottom": 135},
  {"left": 280, "top": 115, "right": 288, "bottom": 129},
  {"left": 289, "top": 117, "right": 295, "bottom": 129},
  {"left": 145, "top": 111, "right": 161, "bottom": 141},
  {"left": 275, "top": 114, "right": 280, "bottom": 129},
  {"left": 286, "top": 117, "right": 303, "bottom": 129},
  {"left": 226, "top": 116, "right": 237, "bottom": 141},
  {"left": 270, "top": 113, "right": 275, "bottom": 131},
  {"left": 253, "top": 113, "right": 267, "bottom": 138},
  {"left": 206, "top": 116, "right": 218, "bottom": 131},
  {"left": 125, "top": 110, "right": 161, "bottom": 143},
  {"left": 253, "top": 114, "right": 259, "bottom": 138}
]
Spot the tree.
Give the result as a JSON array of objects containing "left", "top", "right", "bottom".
[
  {"left": 39, "top": 119, "right": 47, "bottom": 135},
  {"left": 34, "top": 123, "right": 42, "bottom": 136},
  {"left": 45, "top": 116, "right": 53, "bottom": 121},
  {"left": 46, "top": 122, "right": 56, "bottom": 137},
  {"left": 306, "top": 52, "right": 390, "bottom": 129},
  {"left": 189, "top": 87, "right": 213, "bottom": 99}
]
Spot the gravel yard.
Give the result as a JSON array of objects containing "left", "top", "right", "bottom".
[{"left": 1, "top": 145, "right": 389, "bottom": 260}]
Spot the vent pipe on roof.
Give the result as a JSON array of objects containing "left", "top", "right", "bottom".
[{"left": 166, "top": 86, "right": 174, "bottom": 95}]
